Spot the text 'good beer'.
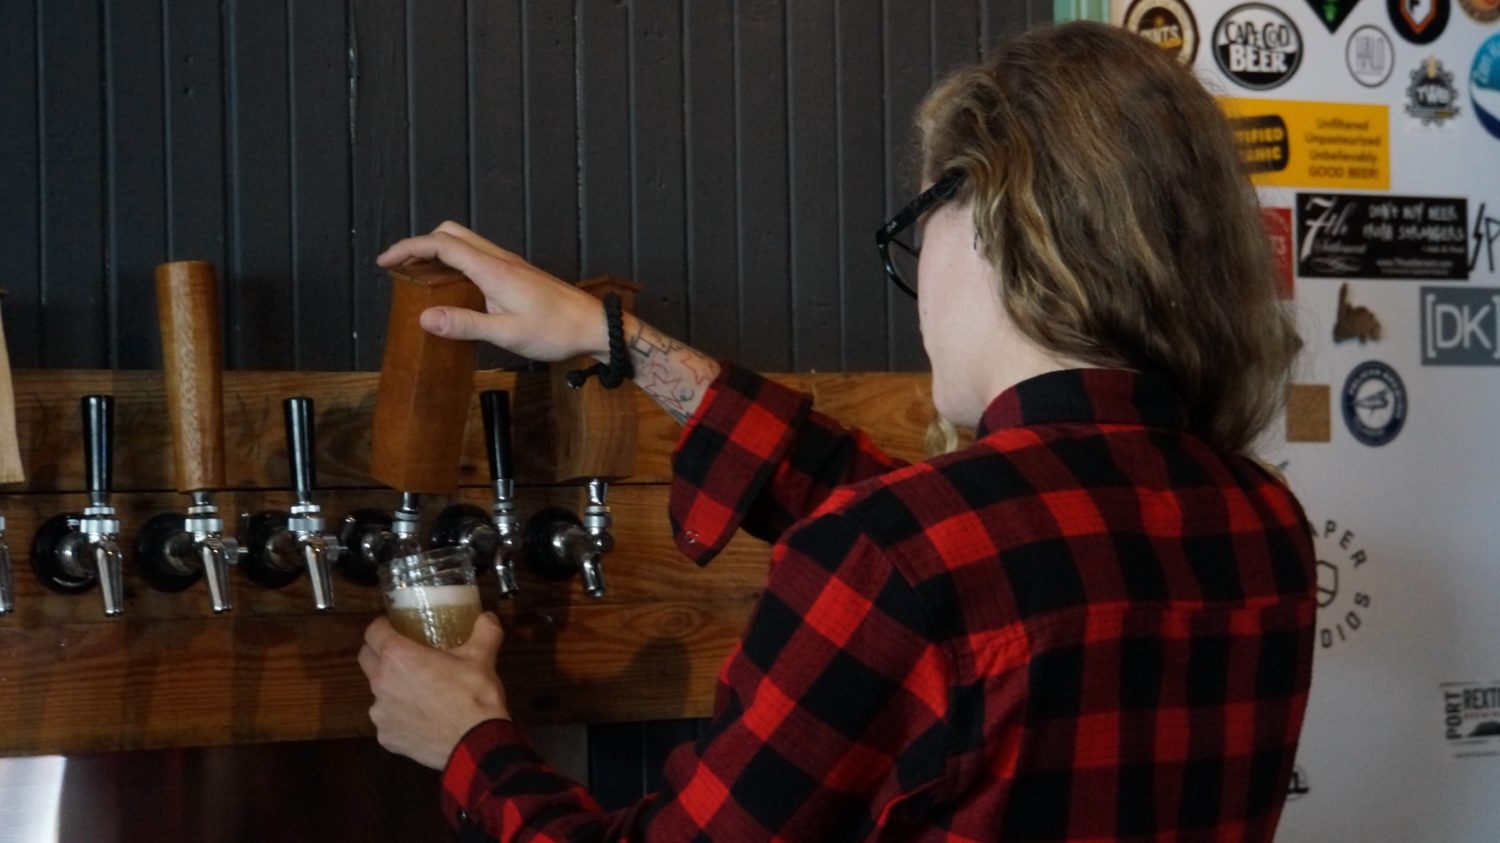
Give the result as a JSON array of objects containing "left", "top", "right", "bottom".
[{"left": 386, "top": 584, "right": 481, "bottom": 649}]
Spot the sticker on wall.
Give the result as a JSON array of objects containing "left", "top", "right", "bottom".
[
  {"left": 1124, "top": 0, "right": 1200, "bottom": 64},
  {"left": 1222, "top": 99, "right": 1389, "bottom": 190},
  {"left": 1334, "top": 283, "right": 1382, "bottom": 343},
  {"left": 1287, "top": 765, "right": 1311, "bottom": 800},
  {"left": 1421, "top": 286, "right": 1500, "bottom": 364},
  {"left": 1459, "top": 0, "right": 1500, "bottom": 23},
  {"left": 1388, "top": 0, "right": 1451, "bottom": 44},
  {"left": 1286, "top": 383, "right": 1332, "bottom": 442},
  {"left": 1346, "top": 25, "right": 1397, "bottom": 88},
  {"left": 1473, "top": 202, "right": 1499, "bottom": 274},
  {"left": 1262, "top": 207, "right": 1296, "bottom": 297},
  {"left": 1214, "top": 4, "right": 1303, "bottom": 90},
  {"left": 1309, "top": 515, "right": 1375, "bottom": 649},
  {"left": 1406, "top": 56, "right": 1463, "bottom": 130},
  {"left": 1296, "top": 193, "right": 1469, "bottom": 279},
  {"left": 1306, "top": 0, "right": 1363, "bottom": 33},
  {"left": 1473, "top": 34, "right": 1500, "bottom": 141},
  {"left": 1341, "top": 360, "right": 1407, "bottom": 446},
  {"left": 1441, "top": 682, "right": 1500, "bottom": 759}
]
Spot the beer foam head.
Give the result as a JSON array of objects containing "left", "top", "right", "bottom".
[{"left": 387, "top": 583, "right": 479, "bottom": 611}]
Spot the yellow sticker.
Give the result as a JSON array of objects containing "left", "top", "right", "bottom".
[
  {"left": 1220, "top": 98, "right": 1390, "bottom": 191},
  {"left": 1286, "top": 384, "right": 1332, "bottom": 443}
]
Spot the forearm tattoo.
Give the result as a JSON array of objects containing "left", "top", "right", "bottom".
[{"left": 627, "top": 322, "right": 719, "bottom": 425}]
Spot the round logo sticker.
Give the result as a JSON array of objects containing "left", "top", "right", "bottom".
[
  {"left": 1346, "top": 25, "right": 1396, "bottom": 88},
  {"left": 1214, "top": 4, "right": 1303, "bottom": 90},
  {"left": 1125, "top": 0, "right": 1200, "bottom": 65},
  {"left": 1388, "top": 0, "right": 1451, "bottom": 44},
  {"left": 1341, "top": 360, "right": 1407, "bottom": 446},
  {"left": 1474, "top": 34, "right": 1500, "bottom": 141},
  {"left": 1459, "top": 0, "right": 1500, "bottom": 24}
]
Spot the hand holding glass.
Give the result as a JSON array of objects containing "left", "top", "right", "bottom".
[{"left": 380, "top": 546, "right": 482, "bottom": 649}]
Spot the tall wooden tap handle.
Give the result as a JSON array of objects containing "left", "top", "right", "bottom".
[
  {"left": 155, "top": 260, "right": 227, "bottom": 492},
  {"left": 370, "top": 260, "right": 484, "bottom": 493},
  {"left": 0, "top": 292, "right": 25, "bottom": 485}
]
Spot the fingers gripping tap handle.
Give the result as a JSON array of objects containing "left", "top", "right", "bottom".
[
  {"left": 82, "top": 395, "right": 113, "bottom": 499},
  {"left": 284, "top": 397, "right": 316, "bottom": 502},
  {"left": 480, "top": 390, "right": 512, "bottom": 484}
]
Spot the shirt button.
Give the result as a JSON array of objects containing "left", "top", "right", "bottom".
[
  {"left": 457, "top": 809, "right": 470, "bottom": 823},
  {"left": 684, "top": 530, "right": 699, "bottom": 545}
]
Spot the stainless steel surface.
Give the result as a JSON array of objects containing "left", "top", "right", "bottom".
[
  {"left": 0, "top": 531, "right": 12, "bottom": 616},
  {"left": 302, "top": 535, "right": 334, "bottom": 612},
  {"left": 92, "top": 541, "right": 123, "bottom": 617}
]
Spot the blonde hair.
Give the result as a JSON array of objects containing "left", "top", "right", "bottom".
[{"left": 918, "top": 21, "right": 1301, "bottom": 455}]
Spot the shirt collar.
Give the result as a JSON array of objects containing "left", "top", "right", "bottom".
[{"left": 976, "top": 368, "right": 1189, "bottom": 438}]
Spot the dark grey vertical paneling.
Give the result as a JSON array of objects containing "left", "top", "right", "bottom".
[
  {"left": 1027, "top": 0, "right": 1055, "bottom": 27},
  {"left": 837, "top": 0, "right": 888, "bottom": 371},
  {"left": 933, "top": 0, "right": 983, "bottom": 78},
  {"left": 578, "top": 0, "right": 634, "bottom": 280},
  {"left": 105, "top": 0, "right": 168, "bottom": 371},
  {"left": 467, "top": 0, "right": 526, "bottom": 371},
  {"left": 629, "top": 0, "right": 688, "bottom": 341},
  {"left": 291, "top": 0, "right": 353, "bottom": 371},
  {"left": 684, "top": 3, "right": 738, "bottom": 357},
  {"left": 884, "top": 0, "right": 931, "bottom": 373},
  {"left": 787, "top": 1, "right": 841, "bottom": 372},
  {"left": 982, "top": 0, "right": 1027, "bottom": 51},
  {"left": 40, "top": 0, "right": 107, "bottom": 368},
  {"left": 226, "top": 0, "right": 293, "bottom": 370},
  {"left": 408, "top": 0, "right": 469, "bottom": 233},
  {"left": 351, "top": 0, "right": 409, "bottom": 371},
  {"left": 522, "top": 0, "right": 579, "bottom": 280},
  {"left": 164, "top": 0, "right": 226, "bottom": 268},
  {"left": 734, "top": 0, "right": 790, "bottom": 372},
  {"left": 1, "top": 1, "right": 41, "bottom": 368}
]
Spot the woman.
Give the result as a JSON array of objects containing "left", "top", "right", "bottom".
[{"left": 359, "top": 21, "right": 1314, "bottom": 842}]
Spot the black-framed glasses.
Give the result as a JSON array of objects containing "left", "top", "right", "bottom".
[{"left": 875, "top": 169, "right": 966, "bottom": 298}]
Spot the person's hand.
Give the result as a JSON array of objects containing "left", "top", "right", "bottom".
[
  {"left": 377, "top": 221, "right": 615, "bottom": 362},
  {"left": 359, "top": 611, "right": 511, "bottom": 770}
]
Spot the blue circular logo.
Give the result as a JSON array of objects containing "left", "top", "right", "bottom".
[
  {"left": 1475, "top": 35, "right": 1500, "bottom": 141},
  {"left": 1342, "top": 361, "right": 1407, "bottom": 447}
]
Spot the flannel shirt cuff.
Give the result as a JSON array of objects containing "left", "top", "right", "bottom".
[
  {"left": 440, "top": 718, "right": 533, "bottom": 833},
  {"left": 670, "top": 363, "right": 811, "bottom": 565}
]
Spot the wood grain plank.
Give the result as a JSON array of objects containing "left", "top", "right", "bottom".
[
  {"left": 629, "top": 0, "right": 688, "bottom": 342},
  {"left": 350, "top": 0, "right": 409, "bottom": 371},
  {"left": 291, "top": 0, "right": 355, "bottom": 371},
  {"left": 683, "top": 2, "right": 738, "bottom": 356},
  {"left": 104, "top": 0, "right": 169, "bottom": 372},
  {"left": 225, "top": 0, "right": 293, "bottom": 371},
  {"left": 837, "top": 0, "right": 889, "bottom": 371},
  {"left": 787, "top": 0, "right": 841, "bottom": 373},
  {"left": 39, "top": 0, "right": 107, "bottom": 368}
]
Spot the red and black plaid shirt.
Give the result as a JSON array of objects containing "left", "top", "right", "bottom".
[{"left": 442, "top": 365, "right": 1316, "bottom": 841}]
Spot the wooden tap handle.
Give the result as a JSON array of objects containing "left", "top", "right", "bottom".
[
  {"left": 0, "top": 293, "right": 25, "bottom": 484},
  {"left": 370, "top": 260, "right": 484, "bottom": 493},
  {"left": 155, "top": 260, "right": 227, "bottom": 492}
]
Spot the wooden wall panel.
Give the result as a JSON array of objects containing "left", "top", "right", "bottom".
[
  {"left": 684, "top": 2, "right": 739, "bottom": 357},
  {"left": 837, "top": 0, "right": 890, "bottom": 372},
  {"left": 0, "top": 368, "right": 945, "bottom": 755},
  {"left": 788, "top": 1, "right": 841, "bottom": 373},
  {"left": 409, "top": 0, "right": 471, "bottom": 234},
  {"left": 629, "top": 0, "right": 688, "bottom": 343},
  {"left": 579, "top": 0, "right": 635, "bottom": 281}
]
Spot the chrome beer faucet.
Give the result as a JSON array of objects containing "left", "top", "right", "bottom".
[
  {"left": 524, "top": 478, "right": 613, "bottom": 599},
  {"left": 431, "top": 389, "right": 521, "bottom": 598},
  {"left": 241, "top": 398, "right": 341, "bottom": 610},
  {"left": 0, "top": 516, "right": 13, "bottom": 616},
  {"left": 31, "top": 395, "right": 126, "bottom": 616}
]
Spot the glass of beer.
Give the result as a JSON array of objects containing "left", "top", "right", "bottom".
[{"left": 380, "top": 546, "right": 482, "bottom": 649}]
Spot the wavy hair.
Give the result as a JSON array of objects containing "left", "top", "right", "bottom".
[{"left": 917, "top": 21, "right": 1301, "bottom": 455}]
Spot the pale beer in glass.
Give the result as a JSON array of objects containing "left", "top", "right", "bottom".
[{"left": 380, "top": 546, "right": 481, "bottom": 649}]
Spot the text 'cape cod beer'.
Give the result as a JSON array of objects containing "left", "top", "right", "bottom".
[{"left": 386, "top": 583, "right": 482, "bottom": 649}]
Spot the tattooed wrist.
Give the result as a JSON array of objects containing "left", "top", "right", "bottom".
[{"left": 624, "top": 318, "right": 719, "bottom": 425}]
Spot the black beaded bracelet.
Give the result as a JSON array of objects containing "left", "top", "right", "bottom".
[{"left": 565, "top": 293, "right": 634, "bottom": 390}]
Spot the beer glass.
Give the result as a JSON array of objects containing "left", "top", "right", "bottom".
[{"left": 380, "top": 546, "right": 482, "bottom": 649}]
